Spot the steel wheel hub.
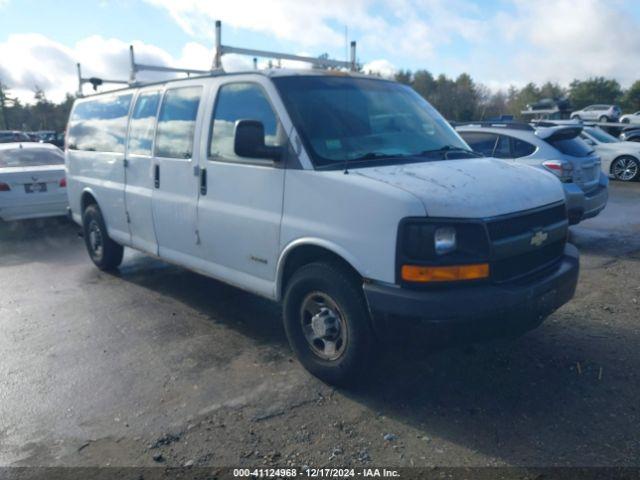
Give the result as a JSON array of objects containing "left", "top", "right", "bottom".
[
  {"left": 300, "top": 292, "right": 348, "bottom": 361},
  {"left": 88, "top": 220, "right": 103, "bottom": 258}
]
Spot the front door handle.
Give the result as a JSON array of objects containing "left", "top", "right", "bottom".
[
  {"left": 200, "top": 168, "right": 207, "bottom": 195},
  {"left": 154, "top": 164, "right": 160, "bottom": 188}
]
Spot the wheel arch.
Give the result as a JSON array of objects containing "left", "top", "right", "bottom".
[
  {"left": 276, "top": 239, "right": 364, "bottom": 301},
  {"left": 80, "top": 188, "right": 99, "bottom": 214}
]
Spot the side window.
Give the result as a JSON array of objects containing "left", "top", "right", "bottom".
[
  {"left": 460, "top": 132, "right": 498, "bottom": 156},
  {"left": 155, "top": 86, "right": 202, "bottom": 159},
  {"left": 511, "top": 137, "right": 536, "bottom": 157},
  {"left": 493, "top": 135, "right": 511, "bottom": 158},
  {"left": 209, "top": 83, "right": 280, "bottom": 162},
  {"left": 127, "top": 91, "right": 161, "bottom": 156},
  {"left": 67, "top": 93, "right": 133, "bottom": 153}
]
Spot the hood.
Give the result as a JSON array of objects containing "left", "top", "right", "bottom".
[{"left": 354, "top": 158, "right": 565, "bottom": 218}]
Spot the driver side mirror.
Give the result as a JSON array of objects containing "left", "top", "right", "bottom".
[{"left": 234, "top": 120, "right": 283, "bottom": 161}]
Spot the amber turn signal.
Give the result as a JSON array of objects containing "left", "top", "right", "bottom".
[{"left": 401, "top": 263, "right": 489, "bottom": 282}]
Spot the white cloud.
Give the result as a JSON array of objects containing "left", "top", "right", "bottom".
[
  {"left": 487, "top": 0, "right": 640, "bottom": 88},
  {"left": 0, "top": 34, "right": 215, "bottom": 103},
  {"left": 362, "top": 59, "right": 397, "bottom": 79}
]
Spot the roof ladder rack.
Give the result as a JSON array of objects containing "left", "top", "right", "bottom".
[
  {"left": 213, "top": 20, "right": 358, "bottom": 71},
  {"left": 76, "top": 63, "right": 129, "bottom": 96},
  {"left": 76, "top": 19, "right": 357, "bottom": 96}
]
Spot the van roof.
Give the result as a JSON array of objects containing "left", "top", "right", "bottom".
[{"left": 75, "top": 68, "right": 389, "bottom": 100}]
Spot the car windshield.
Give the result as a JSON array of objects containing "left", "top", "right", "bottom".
[
  {"left": 0, "top": 147, "right": 64, "bottom": 167},
  {"left": 585, "top": 127, "right": 620, "bottom": 143},
  {"left": 272, "top": 75, "right": 472, "bottom": 168}
]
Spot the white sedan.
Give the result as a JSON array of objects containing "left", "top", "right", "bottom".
[
  {"left": 0, "top": 142, "right": 68, "bottom": 221},
  {"left": 620, "top": 111, "right": 640, "bottom": 125},
  {"left": 580, "top": 127, "right": 640, "bottom": 182}
]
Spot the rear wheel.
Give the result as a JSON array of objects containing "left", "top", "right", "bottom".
[
  {"left": 622, "top": 118, "right": 630, "bottom": 124},
  {"left": 599, "top": 115, "right": 609, "bottom": 123},
  {"left": 611, "top": 156, "right": 640, "bottom": 182},
  {"left": 571, "top": 115, "right": 581, "bottom": 121},
  {"left": 82, "top": 204, "right": 124, "bottom": 270},
  {"left": 283, "top": 262, "right": 374, "bottom": 386}
]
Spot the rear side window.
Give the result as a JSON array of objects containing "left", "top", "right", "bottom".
[
  {"left": 209, "top": 83, "right": 280, "bottom": 162},
  {"left": 67, "top": 94, "right": 133, "bottom": 153},
  {"left": 155, "top": 87, "right": 202, "bottom": 159},
  {"left": 459, "top": 132, "right": 498, "bottom": 156},
  {"left": 127, "top": 91, "right": 161, "bottom": 156},
  {"left": 0, "top": 147, "right": 64, "bottom": 167},
  {"left": 548, "top": 138, "right": 593, "bottom": 157},
  {"left": 493, "top": 135, "right": 511, "bottom": 158},
  {"left": 511, "top": 138, "right": 536, "bottom": 157}
]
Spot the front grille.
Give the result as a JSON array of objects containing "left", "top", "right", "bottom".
[
  {"left": 486, "top": 204, "right": 566, "bottom": 242},
  {"left": 492, "top": 240, "right": 564, "bottom": 282}
]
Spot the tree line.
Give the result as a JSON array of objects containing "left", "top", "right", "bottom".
[
  {"left": 2, "top": 72, "right": 640, "bottom": 131},
  {"left": 394, "top": 70, "right": 640, "bottom": 122}
]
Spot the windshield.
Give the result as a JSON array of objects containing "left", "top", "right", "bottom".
[
  {"left": 272, "top": 75, "right": 471, "bottom": 168},
  {"left": 585, "top": 127, "right": 620, "bottom": 144},
  {"left": 0, "top": 147, "right": 64, "bottom": 167}
]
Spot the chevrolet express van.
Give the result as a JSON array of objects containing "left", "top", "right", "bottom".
[{"left": 65, "top": 70, "right": 579, "bottom": 385}]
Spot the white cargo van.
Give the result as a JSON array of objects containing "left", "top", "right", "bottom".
[{"left": 66, "top": 70, "right": 579, "bottom": 385}]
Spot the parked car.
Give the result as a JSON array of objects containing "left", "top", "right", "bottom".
[
  {"left": 0, "top": 142, "right": 68, "bottom": 221},
  {"left": 570, "top": 105, "right": 621, "bottom": 122},
  {"left": 580, "top": 126, "right": 640, "bottom": 182},
  {"left": 0, "top": 130, "right": 33, "bottom": 143},
  {"left": 457, "top": 122, "right": 608, "bottom": 224},
  {"left": 66, "top": 71, "right": 579, "bottom": 385},
  {"left": 619, "top": 127, "right": 640, "bottom": 143},
  {"left": 620, "top": 111, "right": 640, "bottom": 124}
]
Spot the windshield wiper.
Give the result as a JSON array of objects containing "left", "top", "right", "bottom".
[
  {"left": 419, "top": 145, "right": 483, "bottom": 159},
  {"left": 349, "top": 152, "right": 409, "bottom": 161}
]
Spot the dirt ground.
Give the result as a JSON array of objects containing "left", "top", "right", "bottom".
[{"left": 1, "top": 181, "right": 639, "bottom": 470}]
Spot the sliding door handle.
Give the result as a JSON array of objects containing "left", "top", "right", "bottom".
[
  {"left": 154, "top": 164, "right": 160, "bottom": 188},
  {"left": 200, "top": 168, "right": 207, "bottom": 195}
]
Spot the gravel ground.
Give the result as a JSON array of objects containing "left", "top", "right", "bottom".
[{"left": 0, "top": 181, "right": 639, "bottom": 469}]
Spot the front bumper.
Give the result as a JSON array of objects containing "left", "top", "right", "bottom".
[
  {"left": 364, "top": 244, "right": 579, "bottom": 343},
  {"left": 564, "top": 176, "right": 609, "bottom": 224}
]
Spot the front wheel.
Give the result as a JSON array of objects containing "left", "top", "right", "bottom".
[
  {"left": 283, "top": 262, "right": 374, "bottom": 386},
  {"left": 82, "top": 204, "right": 124, "bottom": 270},
  {"left": 599, "top": 115, "right": 609, "bottom": 123},
  {"left": 611, "top": 156, "right": 640, "bottom": 182}
]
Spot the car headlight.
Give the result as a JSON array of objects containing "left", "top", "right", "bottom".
[
  {"left": 434, "top": 226, "right": 457, "bottom": 255},
  {"left": 398, "top": 220, "right": 491, "bottom": 283}
]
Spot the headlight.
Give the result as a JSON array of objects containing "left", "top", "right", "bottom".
[
  {"left": 434, "top": 226, "right": 456, "bottom": 255},
  {"left": 399, "top": 220, "right": 490, "bottom": 262}
]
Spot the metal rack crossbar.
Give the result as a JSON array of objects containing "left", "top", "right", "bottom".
[{"left": 76, "top": 20, "right": 358, "bottom": 96}]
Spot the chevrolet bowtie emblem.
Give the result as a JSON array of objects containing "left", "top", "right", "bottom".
[{"left": 530, "top": 230, "right": 549, "bottom": 247}]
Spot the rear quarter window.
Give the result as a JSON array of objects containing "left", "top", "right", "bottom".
[
  {"left": 547, "top": 137, "right": 593, "bottom": 157},
  {"left": 67, "top": 93, "right": 133, "bottom": 153}
]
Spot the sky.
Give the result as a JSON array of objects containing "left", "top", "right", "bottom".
[{"left": 1, "top": 0, "right": 640, "bottom": 103}]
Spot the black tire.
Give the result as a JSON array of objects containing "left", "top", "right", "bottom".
[
  {"left": 611, "top": 156, "right": 640, "bottom": 182},
  {"left": 283, "top": 262, "right": 374, "bottom": 386},
  {"left": 82, "top": 204, "right": 124, "bottom": 270},
  {"left": 571, "top": 115, "right": 581, "bottom": 121},
  {"left": 599, "top": 115, "right": 609, "bottom": 123},
  {"left": 622, "top": 118, "right": 630, "bottom": 124}
]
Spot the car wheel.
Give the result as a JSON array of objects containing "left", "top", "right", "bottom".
[
  {"left": 599, "top": 115, "right": 609, "bottom": 123},
  {"left": 283, "top": 261, "right": 374, "bottom": 386},
  {"left": 82, "top": 204, "right": 124, "bottom": 270},
  {"left": 571, "top": 115, "right": 581, "bottom": 121},
  {"left": 622, "top": 118, "right": 630, "bottom": 124},
  {"left": 611, "top": 156, "right": 640, "bottom": 182}
]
